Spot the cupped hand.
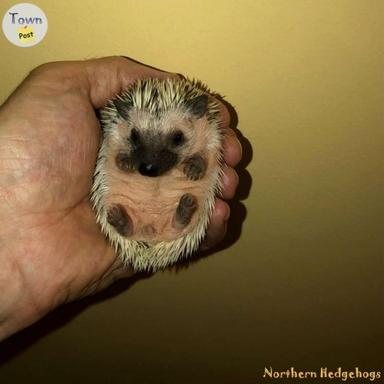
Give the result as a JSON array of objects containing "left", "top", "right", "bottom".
[{"left": 0, "top": 57, "right": 241, "bottom": 338}]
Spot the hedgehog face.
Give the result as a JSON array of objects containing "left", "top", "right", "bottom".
[
  {"left": 118, "top": 123, "right": 185, "bottom": 177},
  {"left": 113, "top": 94, "right": 209, "bottom": 177}
]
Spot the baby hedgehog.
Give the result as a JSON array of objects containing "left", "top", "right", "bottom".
[{"left": 91, "top": 77, "right": 225, "bottom": 272}]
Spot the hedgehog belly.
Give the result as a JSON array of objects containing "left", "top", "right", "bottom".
[{"left": 104, "top": 169, "right": 205, "bottom": 244}]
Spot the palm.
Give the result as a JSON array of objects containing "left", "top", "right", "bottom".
[
  {"left": 0, "top": 76, "right": 118, "bottom": 311},
  {"left": 19, "top": 90, "right": 100, "bottom": 211}
]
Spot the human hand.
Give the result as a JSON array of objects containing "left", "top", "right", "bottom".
[{"left": 0, "top": 57, "right": 241, "bottom": 339}]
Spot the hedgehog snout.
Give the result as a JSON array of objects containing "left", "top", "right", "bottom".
[
  {"left": 138, "top": 162, "right": 159, "bottom": 177},
  {"left": 138, "top": 149, "right": 178, "bottom": 177}
]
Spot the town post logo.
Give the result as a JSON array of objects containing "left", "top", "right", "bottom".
[{"left": 2, "top": 3, "right": 48, "bottom": 47}]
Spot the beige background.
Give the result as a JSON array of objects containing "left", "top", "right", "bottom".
[{"left": 0, "top": 0, "right": 383, "bottom": 383}]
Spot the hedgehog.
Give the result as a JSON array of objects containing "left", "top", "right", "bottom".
[{"left": 90, "top": 77, "right": 225, "bottom": 272}]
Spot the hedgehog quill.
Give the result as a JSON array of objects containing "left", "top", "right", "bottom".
[{"left": 91, "top": 77, "right": 225, "bottom": 272}]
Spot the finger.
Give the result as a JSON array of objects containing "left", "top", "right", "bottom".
[
  {"left": 28, "top": 56, "right": 175, "bottom": 109},
  {"left": 215, "top": 101, "right": 242, "bottom": 167},
  {"left": 220, "top": 166, "right": 239, "bottom": 200},
  {"left": 200, "top": 199, "right": 230, "bottom": 251},
  {"left": 217, "top": 101, "right": 231, "bottom": 129},
  {"left": 222, "top": 129, "right": 243, "bottom": 167},
  {"left": 83, "top": 56, "right": 176, "bottom": 107}
]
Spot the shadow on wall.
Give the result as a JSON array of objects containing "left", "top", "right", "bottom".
[{"left": 0, "top": 85, "right": 253, "bottom": 365}]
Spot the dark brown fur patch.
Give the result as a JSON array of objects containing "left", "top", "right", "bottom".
[
  {"left": 183, "top": 153, "right": 207, "bottom": 180},
  {"left": 107, "top": 204, "right": 133, "bottom": 237},
  {"left": 173, "top": 193, "right": 198, "bottom": 229},
  {"left": 115, "top": 152, "right": 134, "bottom": 172}
]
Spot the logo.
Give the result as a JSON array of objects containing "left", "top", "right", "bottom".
[{"left": 2, "top": 3, "right": 48, "bottom": 47}]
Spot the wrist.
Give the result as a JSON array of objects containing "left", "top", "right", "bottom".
[
  {"left": 0, "top": 228, "right": 67, "bottom": 340},
  {"left": 0, "top": 245, "right": 30, "bottom": 340}
]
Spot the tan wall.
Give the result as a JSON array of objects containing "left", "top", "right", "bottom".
[{"left": 0, "top": 0, "right": 382, "bottom": 382}]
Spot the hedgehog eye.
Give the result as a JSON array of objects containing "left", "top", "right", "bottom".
[
  {"left": 171, "top": 131, "right": 185, "bottom": 146},
  {"left": 130, "top": 128, "right": 140, "bottom": 144}
]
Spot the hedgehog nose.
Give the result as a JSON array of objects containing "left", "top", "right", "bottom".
[{"left": 138, "top": 163, "right": 159, "bottom": 177}]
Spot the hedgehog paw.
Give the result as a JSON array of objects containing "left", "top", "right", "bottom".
[
  {"left": 183, "top": 154, "right": 207, "bottom": 180},
  {"left": 115, "top": 152, "right": 134, "bottom": 172},
  {"left": 173, "top": 193, "right": 198, "bottom": 229},
  {"left": 107, "top": 204, "right": 133, "bottom": 237}
]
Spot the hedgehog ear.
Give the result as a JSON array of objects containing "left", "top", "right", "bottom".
[
  {"left": 188, "top": 94, "right": 208, "bottom": 118},
  {"left": 113, "top": 98, "right": 130, "bottom": 120}
]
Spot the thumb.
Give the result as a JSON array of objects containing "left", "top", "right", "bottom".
[{"left": 22, "top": 56, "right": 175, "bottom": 109}]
